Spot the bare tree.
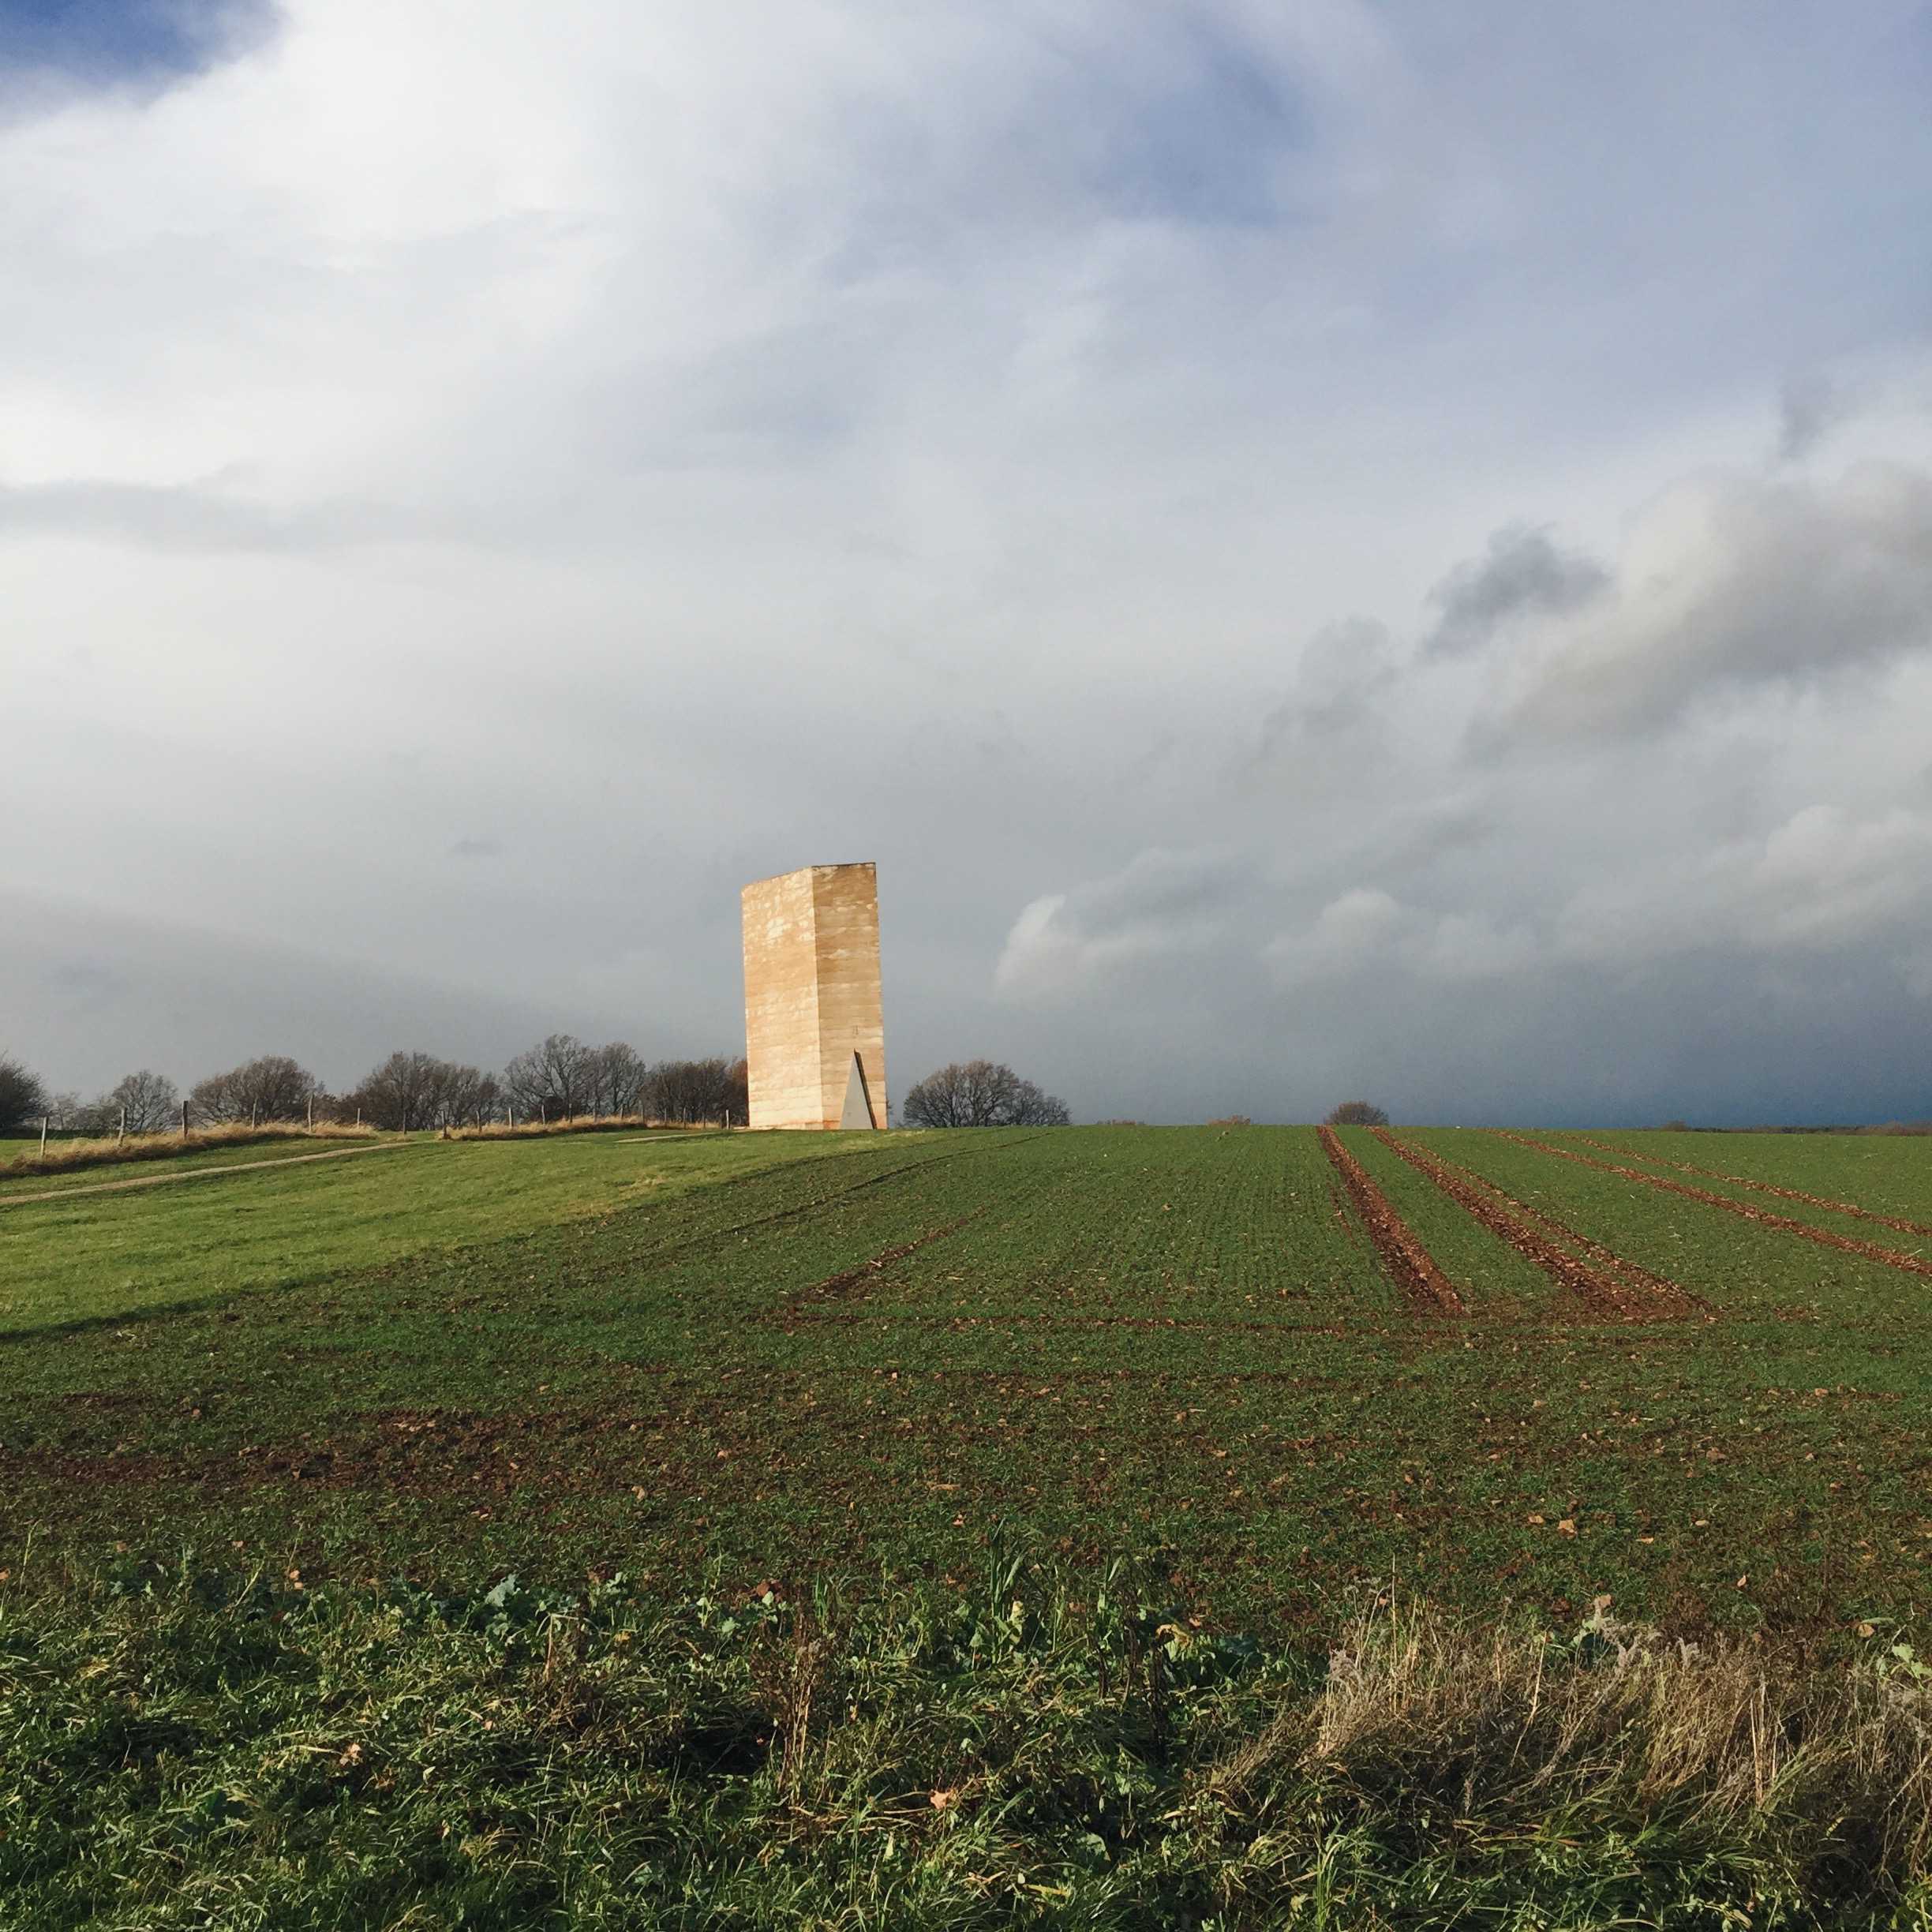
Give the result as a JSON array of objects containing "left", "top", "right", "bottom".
[
  {"left": 350, "top": 1051, "right": 448, "bottom": 1131},
  {"left": 105, "top": 1070, "right": 179, "bottom": 1134},
  {"left": 189, "top": 1056, "right": 321, "bottom": 1125},
  {"left": 587, "top": 1042, "right": 650, "bottom": 1118},
  {"left": 901, "top": 1059, "right": 1070, "bottom": 1129},
  {"left": 437, "top": 1065, "right": 503, "bottom": 1129},
  {"left": 645, "top": 1056, "right": 746, "bottom": 1124},
  {"left": 1324, "top": 1101, "right": 1390, "bottom": 1128},
  {"left": 350, "top": 1052, "right": 505, "bottom": 1130},
  {"left": 503, "top": 1034, "right": 594, "bottom": 1119},
  {"left": 0, "top": 1052, "right": 48, "bottom": 1132}
]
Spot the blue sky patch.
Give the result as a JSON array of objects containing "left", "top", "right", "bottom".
[{"left": 0, "top": 0, "right": 266, "bottom": 88}]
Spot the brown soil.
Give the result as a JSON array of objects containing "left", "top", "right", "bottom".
[
  {"left": 1502, "top": 1135, "right": 1932, "bottom": 1280},
  {"left": 768, "top": 1214, "right": 982, "bottom": 1319},
  {"left": 1373, "top": 1131, "right": 1701, "bottom": 1322},
  {"left": 1578, "top": 1136, "right": 1932, "bottom": 1240},
  {"left": 1317, "top": 1128, "right": 1464, "bottom": 1315}
]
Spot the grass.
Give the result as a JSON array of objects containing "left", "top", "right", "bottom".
[
  {"left": 5, "top": 1122, "right": 1931, "bottom": 1923},
  {"left": 0, "top": 1119, "right": 379, "bottom": 1183},
  {"left": 0, "top": 1129, "right": 879, "bottom": 1330},
  {"left": 3, "top": 1125, "right": 1930, "bottom": 1631},
  {"left": 4, "top": 1555, "right": 1929, "bottom": 1929}
]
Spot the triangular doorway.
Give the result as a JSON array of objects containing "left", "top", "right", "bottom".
[{"left": 839, "top": 1051, "right": 876, "bottom": 1129}]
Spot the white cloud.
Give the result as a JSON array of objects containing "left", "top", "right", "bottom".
[{"left": 1488, "top": 462, "right": 1932, "bottom": 738}]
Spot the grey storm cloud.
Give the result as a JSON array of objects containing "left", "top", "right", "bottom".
[
  {"left": 1422, "top": 525, "right": 1609, "bottom": 658},
  {"left": 7, "top": 2, "right": 1932, "bottom": 1124}
]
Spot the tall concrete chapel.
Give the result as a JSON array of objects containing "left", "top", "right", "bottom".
[{"left": 740, "top": 863, "right": 887, "bottom": 1129}]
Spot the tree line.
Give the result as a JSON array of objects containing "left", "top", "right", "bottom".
[{"left": 0, "top": 1038, "right": 748, "bottom": 1136}]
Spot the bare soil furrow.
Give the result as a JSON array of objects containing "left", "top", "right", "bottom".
[
  {"left": 1578, "top": 1136, "right": 1932, "bottom": 1239},
  {"left": 1373, "top": 1131, "right": 1695, "bottom": 1321},
  {"left": 771, "top": 1214, "right": 983, "bottom": 1316},
  {"left": 1317, "top": 1128, "right": 1464, "bottom": 1316},
  {"left": 1501, "top": 1134, "right": 1932, "bottom": 1280}
]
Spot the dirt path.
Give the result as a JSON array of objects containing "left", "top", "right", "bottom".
[
  {"left": 1318, "top": 1128, "right": 1464, "bottom": 1316},
  {"left": 1578, "top": 1136, "right": 1932, "bottom": 1240},
  {"left": 0, "top": 1140, "right": 413, "bottom": 1210},
  {"left": 1500, "top": 1134, "right": 1932, "bottom": 1281},
  {"left": 1374, "top": 1131, "right": 1700, "bottom": 1321}
]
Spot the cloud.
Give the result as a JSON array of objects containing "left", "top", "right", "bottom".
[
  {"left": 1556, "top": 803, "right": 1932, "bottom": 970},
  {"left": 1257, "top": 616, "right": 1402, "bottom": 756},
  {"left": 1487, "top": 462, "right": 1932, "bottom": 738},
  {"left": 0, "top": 478, "right": 441, "bottom": 554},
  {"left": 1776, "top": 371, "right": 1841, "bottom": 465},
  {"left": 1266, "top": 888, "right": 1535, "bottom": 989},
  {"left": 1260, "top": 802, "right": 1932, "bottom": 1005},
  {"left": 0, "top": 0, "right": 271, "bottom": 97},
  {"left": 6, "top": 4, "right": 1932, "bottom": 1125},
  {"left": 994, "top": 848, "right": 1246, "bottom": 1000},
  {"left": 1422, "top": 523, "right": 1608, "bottom": 657}
]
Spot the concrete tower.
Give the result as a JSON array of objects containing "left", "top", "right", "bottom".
[{"left": 741, "top": 863, "right": 887, "bottom": 1130}]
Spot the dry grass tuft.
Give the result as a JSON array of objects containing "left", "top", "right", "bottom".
[
  {"left": 1216, "top": 1594, "right": 1932, "bottom": 1877},
  {"left": 443, "top": 1114, "right": 719, "bottom": 1143},
  {"left": 0, "top": 1118, "right": 377, "bottom": 1178}
]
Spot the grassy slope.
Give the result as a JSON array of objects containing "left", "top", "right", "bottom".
[
  {"left": 0, "top": 1133, "right": 393, "bottom": 1198},
  {"left": 0, "top": 1130, "right": 875, "bottom": 1331},
  {"left": 2, "top": 1125, "right": 1928, "bottom": 1638}
]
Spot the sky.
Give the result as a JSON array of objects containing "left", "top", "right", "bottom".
[{"left": 5, "top": 0, "right": 1932, "bottom": 1125}]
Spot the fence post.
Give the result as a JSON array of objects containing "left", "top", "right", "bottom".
[
  {"left": 307, "top": 1095, "right": 314, "bottom": 1133},
  {"left": 181, "top": 1103, "right": 189, "bottom": 1138},
  {"left": 118, "top": 1108, "right": 126, "bottom": 1148},
  {"left": 40, "top": 1114, "right": 49, "bottom": 1155},
  {"left": 251, "top": 1102, "right": 259, "bottom": 1129}
]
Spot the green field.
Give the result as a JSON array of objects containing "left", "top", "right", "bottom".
[
  {"left": 5, "top": 1123, "right": 1929, "bottom": 1630},
  {"left": 6, "top": 1124, "right": 1932, "bottom": 1928}
]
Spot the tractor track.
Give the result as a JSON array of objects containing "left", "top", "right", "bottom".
[
  {"left": 770, "top": 1213, "right": 983, "bottom": 1316},
  {"left": 1500, "top": 1134, "right": 1932, "bottom": 1281},
  {"left": 1372, "top": 1131, "right": 1702, "bottom": 1322},
  {"left": 1578, "top": 1136, "right": 1932, "bottom": 1241},
  {"left": 1317, "top": 1128, "right": 1464, "bottom": 1316}
]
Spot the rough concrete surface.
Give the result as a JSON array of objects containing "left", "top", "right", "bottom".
[{"left": 741, "top": 863, "right": 887, "bottom": 1130}]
